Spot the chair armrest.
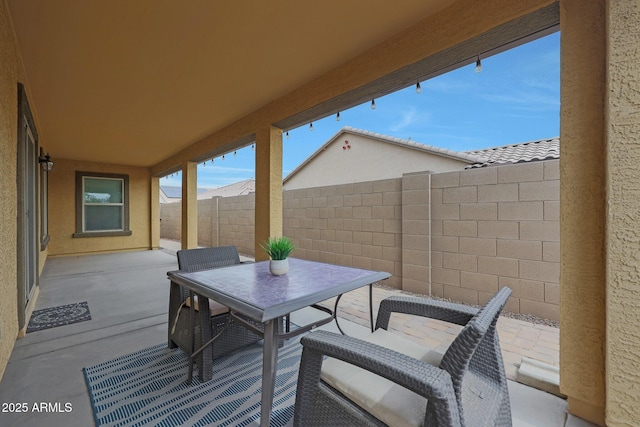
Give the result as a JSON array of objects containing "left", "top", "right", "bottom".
[
  {"left": 376, "top": 296, "right": 479, "bottom": 330},
  {"left": 295, "top": 330, "right": 461, "bottom": 427}
]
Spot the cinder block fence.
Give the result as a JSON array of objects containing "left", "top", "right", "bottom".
[{"left": 160, "top": 160, "right": 559, "bottom": 320}]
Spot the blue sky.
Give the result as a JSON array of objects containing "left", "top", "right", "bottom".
[{"left": 161, "top": 32, "right": 559, "bottom": 189}]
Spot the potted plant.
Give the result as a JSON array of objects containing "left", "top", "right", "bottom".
[{"left": 261, "top": 236, "right": 295, "bottom": 275}]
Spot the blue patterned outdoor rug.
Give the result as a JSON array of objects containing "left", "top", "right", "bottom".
[
  {"left": 27, "top": 301, "right": 91, "bottom": 333},
  {"left": 83, "top": 338, "right": 303, "bottom": 426}
]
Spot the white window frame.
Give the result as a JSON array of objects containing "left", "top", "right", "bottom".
[{"left": 74, "top": 171, "right": 132, "bottom": 238}]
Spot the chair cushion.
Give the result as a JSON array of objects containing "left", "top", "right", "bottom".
[
  {"left": 185, "top": 295, "right": 229, "bottom": 317},
  {"left": 321, "top": 328, "right": 444, "bottom": 427}
]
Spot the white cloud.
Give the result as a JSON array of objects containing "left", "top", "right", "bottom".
[
  {"left": 482, "top": 91, "right": 559, "bottom": 110},
  {"left": 389, "top": 107, "right": 417, "bottom": 131},
  {"left": 389, "top": 107, "right": 431, "bottom": 132}
]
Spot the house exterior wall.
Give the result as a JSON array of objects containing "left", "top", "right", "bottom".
[
  {"left": 283, "top": 133, "right": 469, "bottom": 190},
  {"left": 605, "top": 1, "right": 640, "bottom": 425},
  {"left": 47, "top": 158, "right": 152, "bottom": 256},
  {"left": 161, "top": 161, "right": 559, "bottom": 319},
  {"left": 0, "top": 0, "right": 21, "bottom": 381}
]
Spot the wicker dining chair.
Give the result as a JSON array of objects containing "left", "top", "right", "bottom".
[
  {"left": 293, "top": 287, "right": 513, "bottom": 427},
  {"left": 168, "top": 246, "right": 263, "bottom": 379}
]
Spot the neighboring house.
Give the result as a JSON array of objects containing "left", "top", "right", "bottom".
[
  {"left": 160, "top": 180, "right": 255, "bottom": 204},
  {"left": 159, "top": 186, "right": 183, "bottom": 202},
  {"left": 283, "top": 127, "right": 560, "bottom": 190},
  {"left": 197, "top": 179, "right": 255, "bottom": 199},
  {"left": 160, "top": 186, "right": 208, "bottom": 204},
  {"left": 283, "top": 127, "right": 483, "bottom": 190}
]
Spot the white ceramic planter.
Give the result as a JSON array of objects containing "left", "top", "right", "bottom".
[{"left": 269, "top": 258, "right": 289, "bottom": 276}]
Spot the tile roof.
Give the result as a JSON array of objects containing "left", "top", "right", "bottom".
[
  {"left": 464, "top": 137, "right": 559, "bottom": 169},
  {"left": 197, "top": 179, "right": 255, "bottom": 199}
]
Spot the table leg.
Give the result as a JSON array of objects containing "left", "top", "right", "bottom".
[
  {"left": 198, "top": 295, "right": 213, "bottom": 382},
  {"left": 369, "top": 284, "right": 374, "bottom": 332},
  {"left": 187, "top": 290, "right": 196, "bottom": 384},
  {"left": 334, "top": 284, "right": 375, "bottom": 334},
  {"left": 260, "top": 318, "right": 279, "bottom": 427},
  {"left": 168, "top": 281, "right": 180, "bottom": 348}
]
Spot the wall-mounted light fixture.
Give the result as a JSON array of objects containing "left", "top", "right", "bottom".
[{"left": 39, "top": 153, "right": 54, "bottom": 171}]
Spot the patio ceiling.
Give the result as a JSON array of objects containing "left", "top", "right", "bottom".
[{"left": 7, "top": 0, "right": 459, "bottom": 168}]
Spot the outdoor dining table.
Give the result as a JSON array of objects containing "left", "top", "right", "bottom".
[{"left": 167, "top": 257, "right": 390, "bottom": 427}]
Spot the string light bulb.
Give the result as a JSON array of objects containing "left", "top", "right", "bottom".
[
  {"left": 251, "top": 144, "right": 255, "bottom": 151},
  {"left": 309, "top": 122, "right": 313, "bottom": 131},
  {"left": 222, "top": 154, "right": 225, "bottom": 160},
  {"left": 233, "top": 151, "right": 237, "bottom": 157},
  {"left": 285, "top": 131, "right": 289, "bottom": 139},
  {"left": 416, "top": 81, "right": 422, "bottom": 94},
  {"left": 475, "top": 56, "right": 482, "bottom": 73},
  {"left": 336, "top": 112, "right": 340, "bottom": 122},
  {"left": 371, "top": 99, "right": 376, "bottom": 110}
]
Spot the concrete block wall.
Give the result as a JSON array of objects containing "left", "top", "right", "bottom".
[
  {"left": 197, "top": 198, "right": 217, "bottom": 248},
  {"left": 430, "top": 160, "right": 560, "bottom": 320},
  {"left": 159, "top": 202, "right": 181, "bottom": 241},
  {"left": 159, "top": 160, "right": 560, "bottom": 319},
  {"left": 283, "top": 179, "right": 402, "bottom": 289},
  {"left": 401, "top": 172, "right": 432, "bottom": 294},
  {"left": 217, "top": 193, "right": 255, "bottom": 256}
]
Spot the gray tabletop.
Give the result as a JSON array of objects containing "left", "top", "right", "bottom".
[{"left": 168, "top": 258, "right": 390, "bottom": 322}]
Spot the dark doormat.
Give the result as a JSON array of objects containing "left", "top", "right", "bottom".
[{"left": 27, "top": 301, "right": 91, "bottom": 333}]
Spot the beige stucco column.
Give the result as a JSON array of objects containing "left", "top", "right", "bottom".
[
  {"left": 150, "top": 176, "right": 160, "bottom": 249},
  {"left": 181, "top": 161, "right": 198, "bottom": 250},
  {"left": 254, "top": 125, "right": 283, "bottom": 261},
  {"left": 149, "top": 176, "right": 161, "bottom": 249},
  {"left": 559, "top": 0, "right": 606, "bottom": 424}
]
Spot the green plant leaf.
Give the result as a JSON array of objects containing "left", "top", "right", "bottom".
[{"left": 260, "top": 236, "right": 295, "bottom": 260}]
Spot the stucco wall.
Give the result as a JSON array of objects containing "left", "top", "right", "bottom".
[
  {"left": 606, "top": 1, "right": 640, "bottom": 425},
  {"left": 0, "top": 0, "right": 23, "bottom": 380},
  {"left": 47, "top": 159, "right": 152, "bottom": 256},
  {"left": 284, "top": 132, "right": 469, "bottom": 190},
  {"left": 559, "top": 0, "right": 607, "bottom": 424}
]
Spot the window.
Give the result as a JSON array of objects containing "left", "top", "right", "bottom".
[{"left": 74, "top": 172, "right": 132, "bottom": 237}]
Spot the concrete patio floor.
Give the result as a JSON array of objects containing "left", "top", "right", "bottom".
[{"left": 0, "top": 248, "right": 595, "bottom": 427}]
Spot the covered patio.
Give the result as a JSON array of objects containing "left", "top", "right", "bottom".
[
  {"left": 0, "top": 249, "right": 589, "bottom": 426},
  {"left": 1, "top": 0, "right": 638, "bottom": 425}
]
